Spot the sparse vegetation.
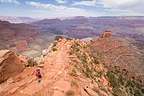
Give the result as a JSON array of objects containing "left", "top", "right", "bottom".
[
  {"left": 107, "top": 71, "right": 144, "bottom": 96},
  {"left": 52, "top": 47, "right": 57, "bottom": 51},
  {"left": 52, "top": 41, "right": 58, "bottom": 52},
  {"left": 70, "top": 41, "right": 144, "bottom": 96},
  {"left": 70, "top": 41, "right": 103, "bottom": 81},
  {"left": 26, "top": 58, "right": 38, "bottom": 67}
]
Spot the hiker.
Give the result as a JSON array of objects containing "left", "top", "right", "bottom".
[{"left": 33, "top": 68, "right": 43, "bottom": 83}]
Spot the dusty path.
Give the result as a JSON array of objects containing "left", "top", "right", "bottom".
[{"left": 0, "top": 39, "right": 73, "bottom": 96}]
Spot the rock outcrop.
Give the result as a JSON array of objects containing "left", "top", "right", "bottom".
[
  {"left": 0, "top": 50, "right": 25, "bottom": 83},
  {"left": 100, "top": 30, "right": 112, "bottom": 38}
]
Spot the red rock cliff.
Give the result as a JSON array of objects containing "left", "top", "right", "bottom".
[{"left": 0, "top": 50, "right": 25, "bottom": 83}]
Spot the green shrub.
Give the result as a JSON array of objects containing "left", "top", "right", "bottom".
[
  {"left": 107, "top": 71, "right": 144, "bottom": 96},
  {"left": 26, "top": 58, "right": 38, "bottom": 67},
  {"left": 52, "top": 47, "right": 57, "bottom": 51},
  {"left": 107, "top": 71, "right": 120, "bottom": 88}
]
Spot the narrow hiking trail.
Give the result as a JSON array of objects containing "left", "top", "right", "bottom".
[
  {"left": 36, "top": 39, "right": 73, "bottom": 96},
  {"left": 0, "top": 39, "right": 113, "bottom": 96},
  {"left": 0, "top": 39, "right": 73, "bottom": 96}
]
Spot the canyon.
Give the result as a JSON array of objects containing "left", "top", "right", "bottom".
[{"left": 0, "top": 16, "right": 144, "bottom": 96}]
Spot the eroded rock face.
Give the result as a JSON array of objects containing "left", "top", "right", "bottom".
[
  {"left": 0, "top": 20, "right": 39, "bottom": 49},
  {"left": 0, "top": 50, "right": 25, "bottom": 83},
  {"left": 90, "top": 37, "right": 144, "bottom": 84},
  {"left": 16, "top": 40, "right": 28, "bottom": 52}
]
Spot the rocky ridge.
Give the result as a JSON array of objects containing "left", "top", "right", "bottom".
[
  {"left": 0, "top": 38, "right": 113, "bottom": 96},
  {"left": 0, "top": 33, "right": 144, "bottom": 96}
]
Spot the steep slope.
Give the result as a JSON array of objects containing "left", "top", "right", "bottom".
[
  {"left": 0, "top": 20, "right": 39, "bottom": 49},
  {"left": 0, "top": 37, "right": 144, "bottom": 96},
  {"left": 0, "top": 20, "right": 58, "bottom": 58},
  {"left": 0, "top": 38, "right": 113, "bottom": 96},
  {"left": 89, "top": 33, "right": 144, "bottom": 84},
  {"left": 0, "top": 50, "right": 25, "bottom": 83}
]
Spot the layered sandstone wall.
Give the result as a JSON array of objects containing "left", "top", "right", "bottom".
[{"left": 0, "top": 50, "right": 25, "bottom": 83}]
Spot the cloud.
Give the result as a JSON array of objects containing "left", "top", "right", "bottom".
[
  {"left": 102, "top": 0, "right": 140, "bottom": 8},
  {"left": 55, "top": 0, "right": 67, "bottom": 4},
  {"left": 27, "top": 1, "right": 56, "bottom": 9},
  {"left": 0, "top": 0, "right": 20, "bottom": 4},
  {"left": 73, "top": 0, "right": 97, "bottom": 6},
  {"left": 101, "top": 0, "right": 144, "bottom": 15},
  {"left": 26, "top": 1, "right": 95, "bottom": 18}
]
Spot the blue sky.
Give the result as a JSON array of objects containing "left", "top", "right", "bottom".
[{"left": 0, "top": 0, "right": 144, "bottom": 18}]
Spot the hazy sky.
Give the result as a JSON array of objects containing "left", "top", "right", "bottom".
[{"left": 0, "top": 0, "right": 144, "bottom": 18}]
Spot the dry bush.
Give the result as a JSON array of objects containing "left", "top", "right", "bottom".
[
  {"left": 26, "top": 58, "right": 38, "bottom": 67},
  {"left": 65, "top": 90, "right": 75, "bottom": 96}
]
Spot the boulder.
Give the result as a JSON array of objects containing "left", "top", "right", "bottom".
[{"left": 0, "top": 50, "right": 25, "bottom": 83}]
